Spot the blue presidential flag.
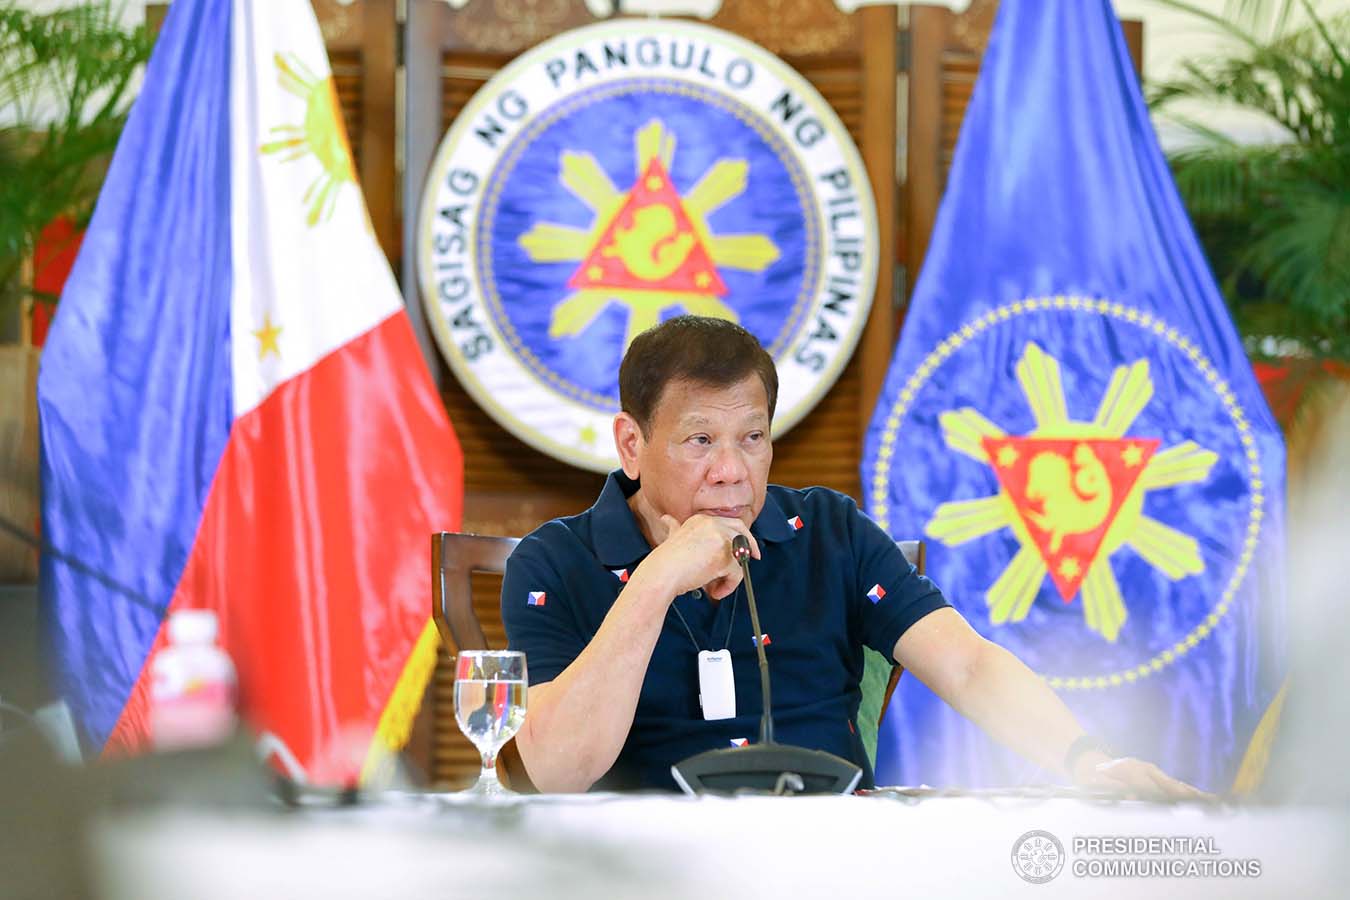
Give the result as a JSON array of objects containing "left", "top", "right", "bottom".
[{"left": 862, "top": 0, "right": 1286, "bottom": 792}]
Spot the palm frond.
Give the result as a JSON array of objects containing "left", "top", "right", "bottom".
[
  {"left": 1245, "top": 187, "right": 1350, "bottom": 325},
  {"left": 1144, "top": 0, "right": 1265, "bottom": 49},
  {"left": 0, "top": 1, "right": 150, "bottom": 315},
  {"left": 1149, "top": 2, "right": 1350, "bottom": 361}
]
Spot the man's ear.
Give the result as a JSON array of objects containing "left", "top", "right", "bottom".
[{"left": 613, "top": 412, "right": 644, "bottom": 479}]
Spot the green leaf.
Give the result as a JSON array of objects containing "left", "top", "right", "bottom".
[{"left": 1151, "top": 2, "right": 1350, "bottom": 362}]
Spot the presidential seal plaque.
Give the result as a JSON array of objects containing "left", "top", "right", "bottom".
[{"left": 418, "top": 19, "right": 878, "bottom": 472}]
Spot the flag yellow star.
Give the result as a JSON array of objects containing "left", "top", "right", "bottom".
[
  {"left": 996, "top": 445, "right": 1019, "bottom": 467},
  {"left": 1121, "top": 444, "right": 1143, "bottom": 467},
  {"left": 1058, "top": 557, "right": 1082, "bottom": 579},
  {"left": 253, "top": 311, "right": 282, "bottom": 360}
]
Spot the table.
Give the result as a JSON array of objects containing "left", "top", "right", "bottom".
[{"left": 88, "top": 788, "right": 1350, "bottom": 899}]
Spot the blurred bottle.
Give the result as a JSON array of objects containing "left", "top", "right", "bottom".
[{"left": 149, "top": 609, "right": 237, "bottom": 751}]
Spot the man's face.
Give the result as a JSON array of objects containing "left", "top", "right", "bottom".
[{"left": 621, "top": 374, "right": 773, "bottom": 531}]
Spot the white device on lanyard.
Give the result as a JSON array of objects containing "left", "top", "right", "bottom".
[{"left": 697, "top": 649, "right": 736, "bottom": 721}]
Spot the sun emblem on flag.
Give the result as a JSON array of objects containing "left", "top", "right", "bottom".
[
  {"left": 517, "top": 119, "right": 780, "bottom": 348},
  {"left": 925, "top": 341, "right": 1218, "bottom": 642},
  {"left": 260, "top": 52, "right": 357, "bottom": 226}
]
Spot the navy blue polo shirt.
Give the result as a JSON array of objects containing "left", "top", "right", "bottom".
[{"left": 501, "top": 471, "right": 949, "bottom": 791}]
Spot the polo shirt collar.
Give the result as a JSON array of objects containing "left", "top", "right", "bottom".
[
  {"left": 751, "top": 489, "right": 798, "bottom": 545},
  {"left": 591, "top": 470, "right": 652, "bottom": 567},
  {"left": 591, "top": 470, "right": 798, "bottom": 567}
]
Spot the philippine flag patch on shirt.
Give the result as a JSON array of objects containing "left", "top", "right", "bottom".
[
  {"left": 527, "top": 591, "right": 547, "bottom": 607},
  {"left": 866, "top": 584, "right": 886, "bottom": 604}
]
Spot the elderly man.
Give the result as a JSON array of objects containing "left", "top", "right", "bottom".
[{"left": 502, "top": 316, "right": 1199, "bottom": 796}]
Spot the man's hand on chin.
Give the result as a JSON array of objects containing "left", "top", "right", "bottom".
[{"left": 1071, "top": 751, "right": 1215, "bottom": 802}]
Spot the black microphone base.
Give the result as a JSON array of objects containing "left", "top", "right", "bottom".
[{"left": 670, "top": 743, "right": 862, "bottom": 796}]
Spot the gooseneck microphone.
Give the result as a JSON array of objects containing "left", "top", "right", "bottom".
[
  {"left": 732, "top": 533, "right": 773, "bottom": 745},
  {"left": 670, "top": 533, "right": 862, "bottom": 796}
]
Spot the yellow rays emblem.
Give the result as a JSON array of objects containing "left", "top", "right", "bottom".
[
  {"left": 925, "top": 341, "right": 1218, "bottom": 642},
  {"left": 517, "top": 119, "right": 780, "bottom": 348},
  {"left": 260, "top": 53, "right": 357, "bottom": 226}
]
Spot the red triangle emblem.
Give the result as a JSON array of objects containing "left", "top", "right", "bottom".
[
  {"left": 568, "top": 157, "right": 727, "bottom": 295},
  {"left": 981, "top": 436, "right": 1158, "bottom": 601}
]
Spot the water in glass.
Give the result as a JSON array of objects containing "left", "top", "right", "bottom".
[{"left": 453, "top": 650, "right": 527, "bottom": 796}]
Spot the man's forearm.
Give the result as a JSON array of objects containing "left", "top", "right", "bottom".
[
  {"left": 946, "top": 639, "right": 1085, "bottom": 777},
  {"left": 515, "top": 568, "right": 674, "bottom": 792}
]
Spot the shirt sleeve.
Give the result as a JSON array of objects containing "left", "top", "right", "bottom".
[
  {"left": 848, "top": 500, "right": 950, "bottom": 663},
  {"left": 500, "top": 527, "right": 589, "bottom": 686}
]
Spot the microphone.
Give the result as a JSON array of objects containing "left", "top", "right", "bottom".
[
  {"left": 669, "top": 533, "right": 862, "bottom": 796},
  {"left": 731, "top": 533, "right": 752, "bottom": 561}
]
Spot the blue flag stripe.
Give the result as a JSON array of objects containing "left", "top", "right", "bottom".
[{"left": 37, "top": 0, "right": 235, "bottom": 750}]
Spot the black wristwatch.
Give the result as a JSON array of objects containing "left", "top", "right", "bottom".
[{"left": 1065, "top": 734, "right": 1115, "bottom": 774}]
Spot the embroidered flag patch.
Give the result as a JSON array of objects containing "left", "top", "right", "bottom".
[
  {"left": 610, "top": 568, "right": 629, "bottom": 583},
  {"left": 730, "top": 737, "right": 749, "bottom": 747},
  {"left": 752, "top": 633, "right": 772, "bottom": 647},
  {"left": 866, "top": 584, "right": 886, "bottom": 604},
  {"left": 527, "top": 591, "right": 547, "bottom": 607},
  {"left": 788, "top": 515, "right": 803, "bottom": 530}
]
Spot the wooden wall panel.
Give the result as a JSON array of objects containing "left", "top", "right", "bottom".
[{"left": 331, "top": 49, "right": 365, "bottom": 174}]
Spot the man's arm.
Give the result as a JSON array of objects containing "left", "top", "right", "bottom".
[
  {"left": 894, "top": 607, "right": 1206, "bottom": 798},
  {"left": 516, "top": 564, "right": 675, "bottom": 793},
  {"left": 513, "top": 515, "right": 759, "bottom": 792}
]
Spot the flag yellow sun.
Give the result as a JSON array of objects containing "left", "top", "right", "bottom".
[{"left": 260, "top": 52, "right": 356, "bottom": 226}]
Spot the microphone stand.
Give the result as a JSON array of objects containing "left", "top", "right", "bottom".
[
  {"left": 669, "top": 536, "right": 862, "bottom": 796},
  {"left": 738, "top": 536, "right": 773, "bottom": 745}
]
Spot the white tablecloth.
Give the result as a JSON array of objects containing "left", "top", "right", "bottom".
[{"left": 90, "top": 789, "right": 1350, "bottom": 899}]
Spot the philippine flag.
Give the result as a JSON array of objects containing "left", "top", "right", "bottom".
[{"left": 37, "top": 0, "right": 462, "bottom": 784}]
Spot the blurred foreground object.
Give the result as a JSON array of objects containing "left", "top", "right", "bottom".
[
  {"left": 149, "top": 610, "right": 237, "bottom": 752},
  {"left": 1256, "top": 384, "right": 1350, "bottom": 804},
  {"left": 85, "top": 789, "right": 1350, "bottom": 899}
]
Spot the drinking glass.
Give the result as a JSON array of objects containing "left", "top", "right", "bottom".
[{"left": 454, "top": 650, "right": 527, "bottom": 796}]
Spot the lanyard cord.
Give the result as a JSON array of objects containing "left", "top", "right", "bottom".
[{"left": 668, "top": 584, "right": 739, "bottom": 653}]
